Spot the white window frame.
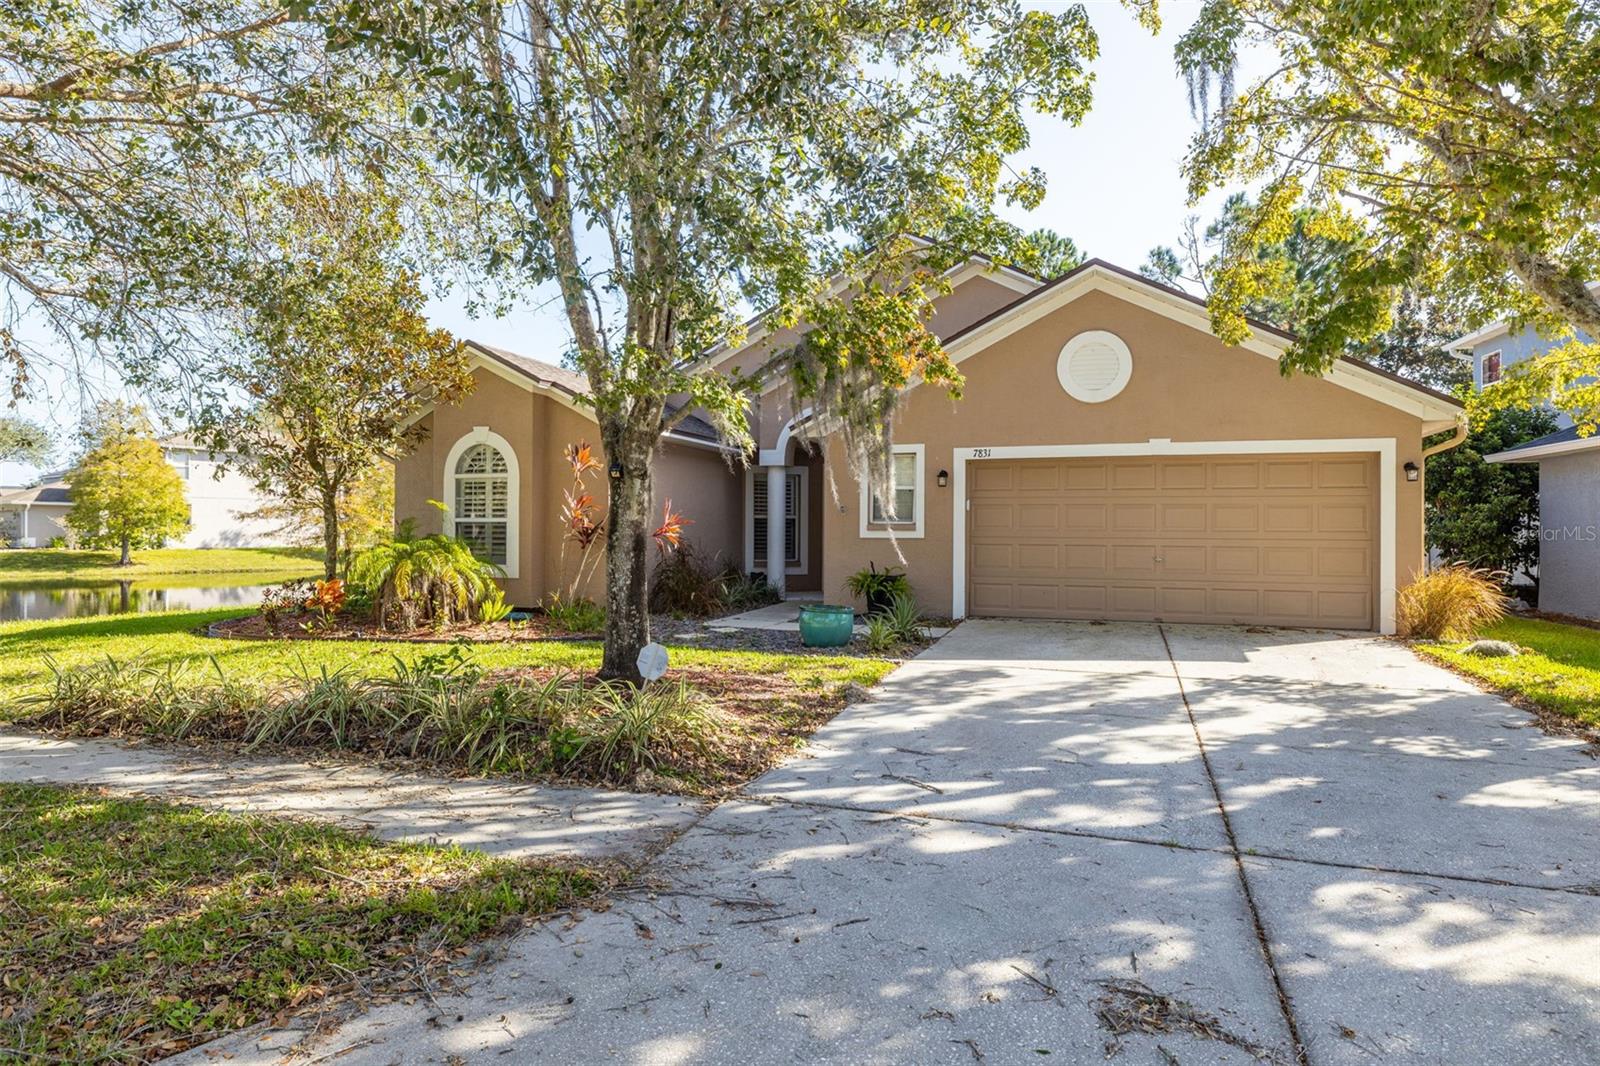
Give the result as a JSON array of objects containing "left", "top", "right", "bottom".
[
  {"left": 1480, "top": 349, "right": 1503, "bottom": 386},
  {"left": 859, "top": 443, "right": 925, "bottom": 539},
  {"left": 442, "top": 426, "right": 520, "bottom": 579},
  {"left": 744, "top": 466, "right": 808, "bottom": 575},
  {"left": 949, "top": 438, "right": 1398, "bottom": 633}
]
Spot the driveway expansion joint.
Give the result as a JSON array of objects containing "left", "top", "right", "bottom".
[{"left": 1159, "top": 624, "right": 1313, "bottom": 1066}]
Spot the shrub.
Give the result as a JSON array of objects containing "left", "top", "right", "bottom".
[
  {"left": 259, "top": 578, "right": 315, "bottom": 635},
  {"left": 541, "top": 593, "right": 605, "bottom": 633},
  {"left": 24, "top": 650, "right": 729, "bottom": 787},
  {"left": 845, "top": 564, "right": 910, "bottom": 616},
  {"left": 348, "top": 535, "right": 505, "bottom": 631},
  {"left": 563, "top": 680, "right": 723, "bottom": 783},
  {"left": 862, "top": 592, "right": 928, "bottom": 653},
  {"left": 1397, "top": 565, "right": 1509, "bottom": 640},
  {"left": 722, "top": 570, "right": 780, "bottom": 611},
  {"left": 864, "top": 614, "right": 898, "bottom": 654}
]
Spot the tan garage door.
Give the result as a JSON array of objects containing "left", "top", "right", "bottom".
[{"left": 967, "top": 454, "right": 1377, "bottom": 629}]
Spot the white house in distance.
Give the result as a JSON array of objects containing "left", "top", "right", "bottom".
[
  {"left": 0, "top": 434, "right": 288, "bottom": 549},
  {"left": 1449, "top": 311, "right": 1599, "bottom": 620}
]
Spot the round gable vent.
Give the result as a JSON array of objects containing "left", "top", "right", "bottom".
[{"left": 1057, "top": 330, "right": 1132, "bottom": 403}]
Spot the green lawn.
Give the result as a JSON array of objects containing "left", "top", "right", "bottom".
[
  {"left": 0, "top": 546, "right": 323, "bottom": 582},
  {"left": 1418, "top": 616, "right": 1600, "bottom": 729},
  {"left": 0, "top": 608, "right": 894, "bottom": 708},
  {"left": 0, "top": 782, "right": 602, "bottom": 1063}
]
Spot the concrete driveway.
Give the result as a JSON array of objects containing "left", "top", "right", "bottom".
[{"left": 186, "top": 621, "right": 1600, "bottom": 1066}]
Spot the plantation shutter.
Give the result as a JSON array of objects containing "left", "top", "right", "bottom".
[
  {"left": 453, "top": 443, "right": 510, "bottom": 565},
  {"left": 751, "top": 473, "right": 801, "bottom": 569}
]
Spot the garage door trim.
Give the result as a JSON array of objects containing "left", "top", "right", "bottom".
[{"left": 950, "top": 438, "right": 1398, "bottom": 633}]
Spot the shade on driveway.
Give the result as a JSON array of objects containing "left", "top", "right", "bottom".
[{"left": 180, "top": 621, "right": 1600, "bottom": 1066}]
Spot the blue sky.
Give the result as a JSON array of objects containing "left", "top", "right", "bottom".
[{"left": 6, "top": 1, "right": 1237, "bottom": 484}]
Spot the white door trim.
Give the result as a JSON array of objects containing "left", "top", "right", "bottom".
[{"left": 950, "top": 438, "right": 1399, "bottom": 633}]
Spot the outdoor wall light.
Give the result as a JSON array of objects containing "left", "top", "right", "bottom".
[
  {"left": 937, "top": 469, "right": 949, "bottom": 487},
  {"left": 609, "top": 461, "right": 624, "bottom": 480},
  {"left": 1404, "top": 461, "right": 1420, "bottom": 482}
]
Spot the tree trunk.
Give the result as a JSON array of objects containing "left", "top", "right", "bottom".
[
  {"left": 598, "top": 422, "right": 655, "bottom": 683},
  {"left": 321, "top": 489, "right": 340, "bottom": 581},
  {"left": 118, "top": 534, "right": 130, "bottom": 567}
]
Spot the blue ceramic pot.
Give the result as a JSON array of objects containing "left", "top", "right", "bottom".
[{"left": 798, "top": 604, "right": 855, "bottom": 647}]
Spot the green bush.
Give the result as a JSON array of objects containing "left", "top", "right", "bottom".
[
  {"left": 541, "top": 593, "right": 606, "bottom": 633},
  {"left": 648, "top": 544, "right": 778, "bottom": 618},
  {"left": 862, "top": 592, "right": 928, "bottom": 652},
  {"left": 846, "top": 564, "right": 911, "bottom": 616},
  {"left": 347, "top": 535, "right": 506, "bottom": 631}
]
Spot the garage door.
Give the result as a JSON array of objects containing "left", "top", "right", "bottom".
[{"left": 967, "top": 455, "right": 1377, "bottom": 629}]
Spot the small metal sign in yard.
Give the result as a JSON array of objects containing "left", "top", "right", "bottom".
[{"left": 637, "top": 642, "right": 669, "bottom": 681}]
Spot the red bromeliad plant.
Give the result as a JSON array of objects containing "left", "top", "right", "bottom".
[
  {"left": 556, "top": 441, "right": 607, "bottom": 601},
  {"left": 554, "top": 443, "right": 693, "bottom": 609},
  {"left": 653, "top": 500, "right": 690, "bottom": 556}
]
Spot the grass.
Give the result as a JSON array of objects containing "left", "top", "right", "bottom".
[
  {"left": 0, "top": 782, "right": 603, "bottom": 1064},
  {"left": 0, "top": 610, "right": 892, "bottom": 707},
  {"left": 1417, "top": 616, "right": 1600, "bottom": 730},
  {"left": 0, "top": 547, "right": 323, "bottom": 582}
]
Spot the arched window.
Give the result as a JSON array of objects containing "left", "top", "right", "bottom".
[{"left": 444, "top": 429, "right": 519, "bottom": 576}]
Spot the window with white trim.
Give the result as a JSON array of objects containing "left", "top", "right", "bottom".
[
  {"left": 1482, "top": 350, "right": 1502, "bottom": 385},
  {"left": 752, "top": 471, "right": 803, "bottom": 568},
  {"left": 452, "top": 442, "right": 510, "bottom": 565},
  {"left": 869, "top": 451, "right": 919, "bottom": 525}
]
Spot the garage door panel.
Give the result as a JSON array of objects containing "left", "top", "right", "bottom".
[
  {"left": 1161, "top": 503, "right": 1208, "bottom": 531},
  {"left": 971, "top": 503, "right": 1014, "bottom": 531},
  {"left": 1018, "top": 503, "right": 1059, "bottom": 530},
  {"left": 1319, "top": 546, "right": 1369, "bottom": 579},
  {"left": 1319, "top": 504, "right": 1370, "bottom": 534},
  {"left": 1064, "top": 504, "right": 1107, "bottom": 530},
  {"left": 1112, "top": 463, "right": 1158, "bottom": 490},
  {"left": 1160, "top": 545, "right": 1209, "bottom": 574},
  {"left": 1262, "top": 546, "right": 1314, "bottom": 578},
  {"left": 1213, "top": 546, "right": 1263, "bottom": 575},
  {"left": 968, "top": 454, "right": 1376, "bottom": 629}
]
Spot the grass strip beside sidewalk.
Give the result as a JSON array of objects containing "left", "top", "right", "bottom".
[{"left": 0, "top": 782, "right": 604, "bottom": 1064}]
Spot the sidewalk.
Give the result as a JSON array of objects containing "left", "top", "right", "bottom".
[{"left": 0, "top": 728, "right": 707, "bottom": 862}]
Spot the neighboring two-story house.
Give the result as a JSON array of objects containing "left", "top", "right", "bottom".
[
  {"left": 0, "top": 434, "right": 288, "bottom": 549},
  {"left": 1448, "top": 312, "right": 1599, "bottom": 619}
]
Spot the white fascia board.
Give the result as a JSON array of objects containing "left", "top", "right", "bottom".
[{"left": 1485, "top": 436, "right": 1600, "bottom": 463}]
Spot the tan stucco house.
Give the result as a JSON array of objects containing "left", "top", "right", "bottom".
[{"left": 396, "top": 257, "right": 1463, "bottom": 634}]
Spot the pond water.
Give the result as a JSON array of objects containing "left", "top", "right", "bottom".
[{"left": 0, "top": 579, "right": 277, "bottom": 623}]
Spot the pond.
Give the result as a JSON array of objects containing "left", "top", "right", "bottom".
[{"left": 0, "top": 577, "right": 280, "bottom": 623}]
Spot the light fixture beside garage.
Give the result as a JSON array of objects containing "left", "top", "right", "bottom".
[
  {"left": 1057, "top": 330, "right": 1133, "bottom": 403},
  {"left": 1404, "top": 461, "right": 1420, "bottom": 481}
]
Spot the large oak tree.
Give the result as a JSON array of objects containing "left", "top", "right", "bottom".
[
  {"left": 313, "top": 0, "right": 1148, "bottom": 680},
  {"left": 1173, "top": 0, "right": 1600, "bottom": 427}
]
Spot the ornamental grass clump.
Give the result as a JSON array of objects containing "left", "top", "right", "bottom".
[
  {"left": 1397, "top": 565, "right": 1510, "bottom": 641},
  {"left": 24, "top": 646, "right": 729, "bottom": 788}
]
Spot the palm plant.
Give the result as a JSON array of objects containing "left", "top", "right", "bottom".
[{"left": 348, "top": 534, "right": 506, "bottom": 631}]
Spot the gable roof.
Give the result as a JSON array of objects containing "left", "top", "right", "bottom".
[
  {"left": 929, "top": 258, "right": 1463, "bottom": 432},
  {"left": 464, "top": 340, "right": 726, "bottom": 445},
  {"left": 1485, "top": 424, "right": 1600, "bottom": 463},
  {"left": 0, "top": 476, "right": 70, "bottom": 507},
  {"left": 692, "top": 247, "right": 1044, "bottom": 375},
  {"left": 1446, "top": 282, "right": 1600, "bottom": 352}
]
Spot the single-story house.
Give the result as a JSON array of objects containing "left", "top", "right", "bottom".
[
  {"left": 0, "top": 434, "right": 290, "bottom": 549},
  {"left": 397, "top": 258, "right": 1463, "bottom": 633},
  {"left": 1448, "top": 311, "right": 1598, "bottom": 620}
]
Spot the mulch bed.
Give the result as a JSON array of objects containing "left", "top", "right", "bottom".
[
  {"left": 206, "top": 610, "right": 930, "bottom": 660},
  {"left": 208, "top": 612, "right": 591, "bottom": 643}
]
